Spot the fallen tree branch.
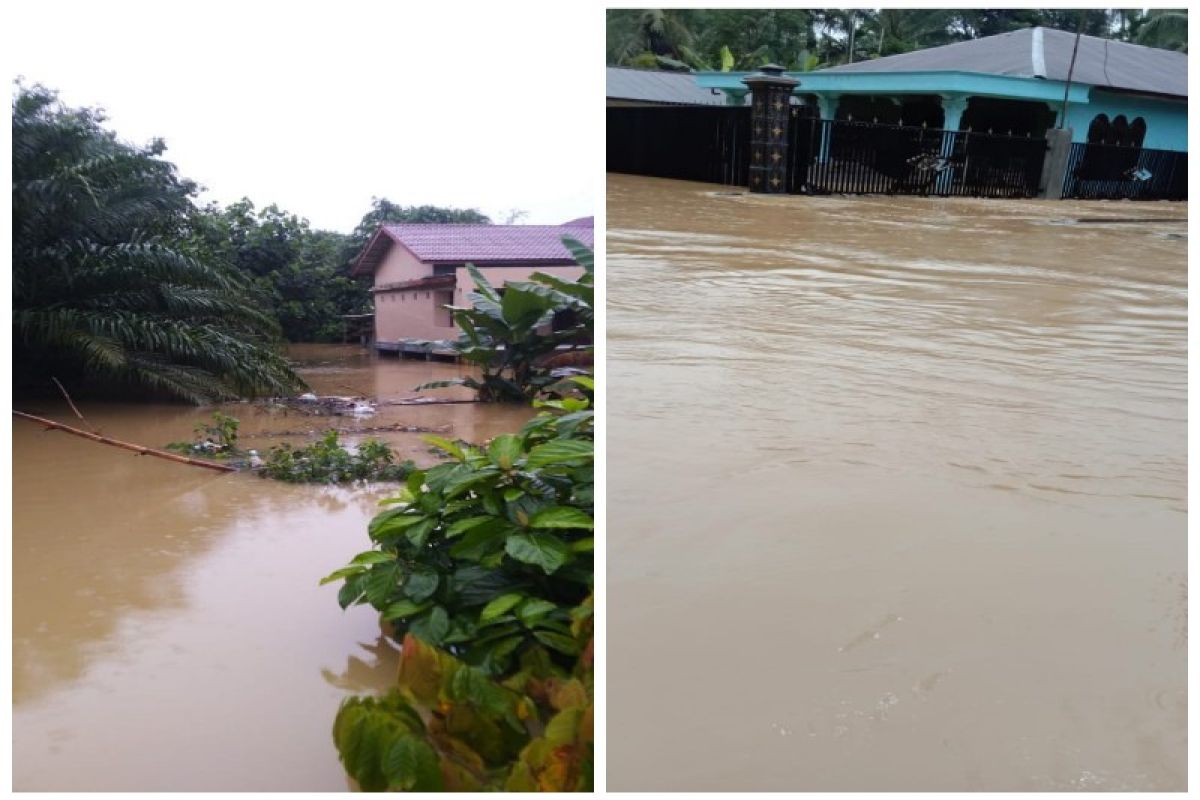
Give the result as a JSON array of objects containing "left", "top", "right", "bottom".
[
  {"left": 51, "top": 377, "right": 99, "bottom": 433},
  {"left": 13, "top": 410, "right": 237, "bottom": 473}
]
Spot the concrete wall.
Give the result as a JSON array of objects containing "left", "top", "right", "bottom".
[{"left": 1065, "top": 91, "right": 1187, "bottom": 151}]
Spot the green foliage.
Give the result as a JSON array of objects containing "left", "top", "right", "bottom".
[
  {"left": 187, "top": 197, "right": 491, "bottom": 344},
  {"left": 333, "top": 618, "right": 593, "bottom": 791},
  {"left": 12, "top": 83, "right": 306, "bottom": 403},
  {"left": 166, "top": 410, "right": 240, "bottom": 458},
  {"left": 260, "top": 430, "right": 415, "bottom": 484},
  {"left": 418, "top": 238, "right": 594, "bottom": 403},
  {"left": 322, "top": 384, "right": 593, "bottom": 677},
  {"left": 607, "top": 9, "right": 1182, "bottom": 71}
]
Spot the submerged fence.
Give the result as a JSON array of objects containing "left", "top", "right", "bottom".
[
  {"left": 789, "top": 119, "right": 1047, "bottom": 198},
  {"left": 608, "top": 107, "right": 1185, "bottom": 201},
  {"left": 1061, "top": 142, "right": 1187, "bottom": 200},
  {"left": 606, "top": 106, "right": 750, "bottom": 186}
]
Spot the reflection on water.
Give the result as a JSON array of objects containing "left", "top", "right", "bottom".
[
  {"left": 606, "top": 175, "right": 1185, "bottom": 791},
  {"left": 12, "top": 345, "right": 529, "bottom": 791}
]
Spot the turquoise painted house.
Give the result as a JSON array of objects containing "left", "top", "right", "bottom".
[{"left": 696, "top": 27, "right": 1186, "bottom": 153}]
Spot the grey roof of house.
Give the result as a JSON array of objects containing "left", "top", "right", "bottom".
[
  {"left": 821, "top": 27, "right": 1186, "bottom": 99},
  {"left": 607, "top": 66, "right": 733, "bottom": 105}
]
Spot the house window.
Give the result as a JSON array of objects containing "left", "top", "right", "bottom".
[
  {"left": 1130, "top": 117, "right": 1147, "bottom": 147},
  {"left": 1087, "top": 113, "right": 1147, "bottom": 147}
]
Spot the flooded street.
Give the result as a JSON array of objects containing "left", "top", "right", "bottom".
[
  {"left": 606, "top": 174, "right": 1186, "bottom": 790},
  {"left": 13, "top": 345, "right": 529, "bottom": 791}
]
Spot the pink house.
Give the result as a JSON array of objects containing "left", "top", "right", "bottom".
[{"left": 350, "top": 217, "right": 593, "bottom": 353}]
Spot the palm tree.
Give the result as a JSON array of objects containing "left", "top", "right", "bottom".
[
  {"left": 13, "top": 83, "right": 305, "bottom": 403},
  {"left": 606, "top": 9, "right": 706, "bottom": 69}
]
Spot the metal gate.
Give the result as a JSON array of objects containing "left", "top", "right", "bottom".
[
  {"left": 606, "top": 106, "right": 751, "bottom": 186},
  {"left": 1061, "top": 142, "right": 1187, "bottom": 200},
  {"left": 788, "top": 119, "right": 1047, "bottom": 198}
]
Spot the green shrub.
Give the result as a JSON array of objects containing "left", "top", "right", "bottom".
[
  {"left": 321, "top": 378, "right": 594, "bottom": 676},
  {"left": 333, "top": 608, "right": 592, "bottom": 792},
  {"left": 260, "top": 430, "right": 415, "bottom": 484}
]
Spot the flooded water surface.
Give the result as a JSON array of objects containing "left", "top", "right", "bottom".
[
  {"left": 13, "top": 346, "right": 529, "bottom": 791},
  {"left": 606, "top": 175, "right": 1186, "bottom": 791}
]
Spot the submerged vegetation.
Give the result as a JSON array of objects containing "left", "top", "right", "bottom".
[
  {"left": 260, "top": 431, "right": 415, "bottom": 484},
  {"left": 167, "top": 413, "right": 415, "bottom": 484}
]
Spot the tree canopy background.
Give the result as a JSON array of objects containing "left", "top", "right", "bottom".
[
  {"left": 12, "top": 82, "right": 492, "bottom": 402},
  {"left": 606, "top": 9, "right": 1187, "bottom": 72}
]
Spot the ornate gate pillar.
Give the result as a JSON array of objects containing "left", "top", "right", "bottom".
[
  {"left": 742, "top": 65, "right": 799, "bottom": 193},
  {"left": 936, "top": 93, "right": 970, "bottom": 194}
]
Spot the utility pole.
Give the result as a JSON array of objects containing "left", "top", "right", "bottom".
[{"left": 1058, "top": 11, "right": 1084, "bottom": 129}]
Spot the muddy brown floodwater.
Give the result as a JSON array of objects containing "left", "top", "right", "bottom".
[
  {"left": 13, "top": 344, "right": 531, "bottom": 791},
  {"left": 606, "top": 174, "right": 1186, "bottom": 791}
]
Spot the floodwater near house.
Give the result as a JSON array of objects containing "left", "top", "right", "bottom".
[
  {"left": 12, "top": 344, "right": 531, "bottom": 791},
  {"left": 606, "top": 174, "right": 1186, "bottom": 791}
]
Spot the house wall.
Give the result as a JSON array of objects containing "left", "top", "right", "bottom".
[
  {"left": 374, "top": 288, "right": 458, "bottom": 342},
  {"left": 454, "top": 264, "right": 585, "bottom": 305},
  {"left": 374, "top": 262, "right": 586, "bottom": 344},
  {"left": 1065, "top": 91, "right": 1187, "bottom": 151},
  {"left": 374, "top": 241, "right": 430, "bottom": 286}
]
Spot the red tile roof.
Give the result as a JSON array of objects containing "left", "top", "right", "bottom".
[{"left": 351, "top": 219, "right": 593, "bottom": 276}]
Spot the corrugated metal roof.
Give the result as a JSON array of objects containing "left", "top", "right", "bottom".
[
  {"left": 821, "top": 27, "right": 1186, "bottom": 98},
  {"left": 607, "top": 66, "right": 732, "bottom": 106}
]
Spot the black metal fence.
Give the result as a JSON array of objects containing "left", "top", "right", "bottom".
[
  {"left": 606, "top": 106, "right": 751, "bottom": 186},
  {"left": 1061, "top": 142, "right": 1187, "bottom": 200},
  {"left": 789, "top": 119, "right": 1047, "bottom": 198}
]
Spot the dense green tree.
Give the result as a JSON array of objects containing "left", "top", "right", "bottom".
[
  {"left": 12, "top": 83, "right": 304, "bottom": 403},
  {"left": 607, "top": 9, "right": 1184, "bottom": 71},
  {"left": 693, "top": 9, "right": 816, "bottom": 70},
  {"left": 606, "top": 9, "right": 708, "bottom": 70},
  {"left": 1136, "top": 9, "right": 1188, "bottom": 52},
  {"left": 186, "top": 197, "right": 491, "bottom": 343}
]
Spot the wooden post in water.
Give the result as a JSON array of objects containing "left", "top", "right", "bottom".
[{"left": 743, "top": 65, "right": 799, "bottom": 194}]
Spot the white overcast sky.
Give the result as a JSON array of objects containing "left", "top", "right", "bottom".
[{"left": 5, "top": 1, "right": 599, "bottom": 232}]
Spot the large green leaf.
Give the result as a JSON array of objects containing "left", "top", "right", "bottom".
[
  {"left": 465, "top": 263, "right": 500, "bottom": 302},
  {"left": 528, "top": 506, "right": 593, "bottom": 531},
  {"left": 383, "top": 735, "right": 444, "bottom": 791},
  {"left": 525, "top": 439, "right": 593, "bottom": 469},
  {"left": 403, "top": 568, "right": 440, "bottom": 602},
  {"left": 480, "top": 592, "right": 525, "bottom": 622},
  {"left": 500, "top": 286, "right": 554, "bottom": 329},
  {"left": 505, "top": 532, "right": 572, "bottom": 574},
  {"left": 487, "top": 434, "right": 524, "bottom": 470}
]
